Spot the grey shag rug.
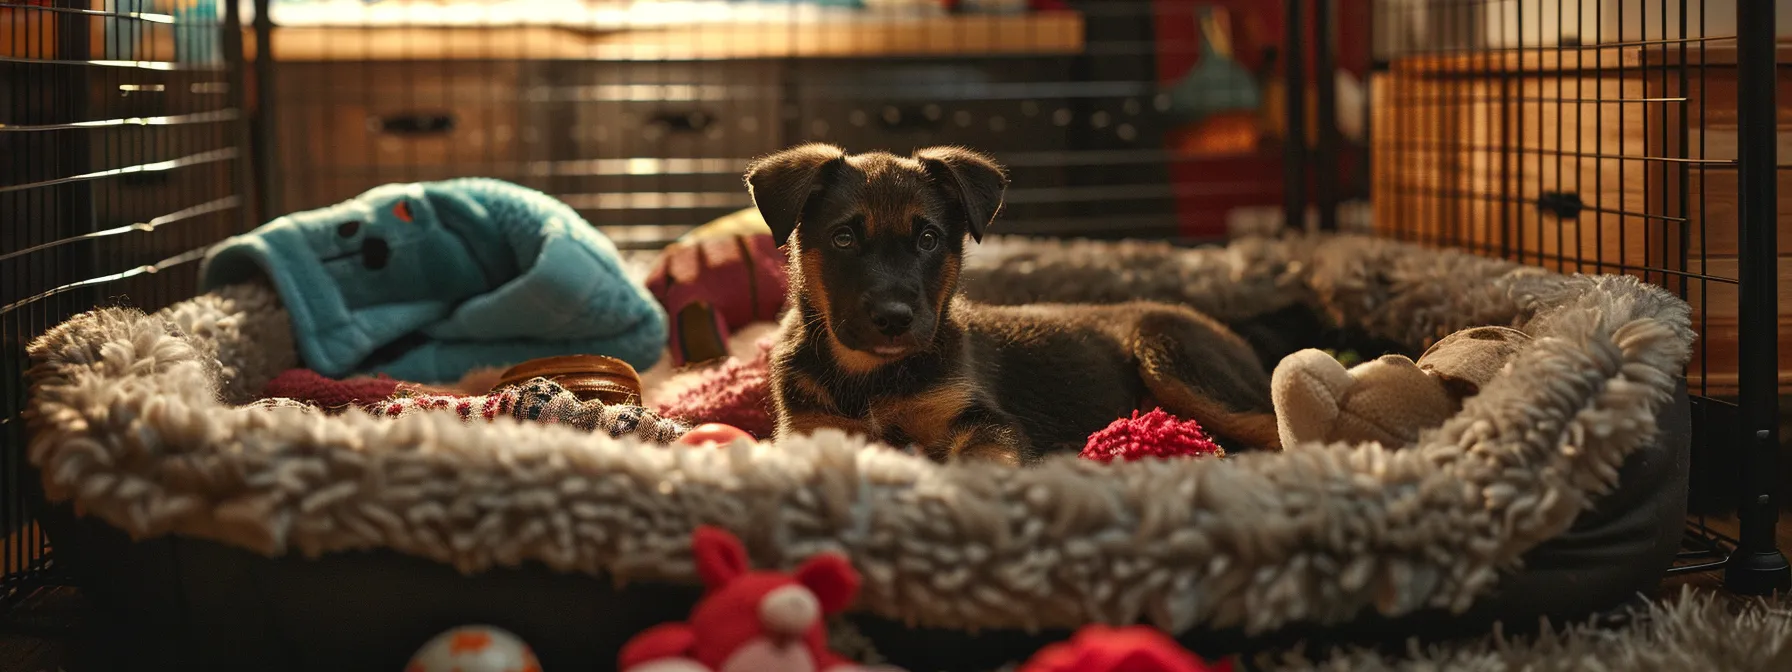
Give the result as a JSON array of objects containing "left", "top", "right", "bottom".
[
  {"left": 1251, "top": 588, "right": 1792, "bottom": 671},
  {"left": 827, "top": 589, "right": 1792, "bottom": 671},
  {"left": 25, "top": 234, "right": 1693, "bottom": 643},
  {"left": 874, "top": 588, "right": 1788, "bottom": 671}
]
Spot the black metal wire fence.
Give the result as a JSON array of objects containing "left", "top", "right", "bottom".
[
  {"left": 1367, "top": 0, "right": 1786, "bottom": 594},
  {"left": 1, "top": 0, "right": 251, "bottom": 604},
  {"left": 0, "top": 0, "right": 1785, "bottom": 611}
]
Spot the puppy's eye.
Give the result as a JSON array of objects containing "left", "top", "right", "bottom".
[
  {"left": 830, "top": 228, "right": 856, "bottom": 249},
  {"left": 917, "top": 229, "right": 940, "bottom": 252}
]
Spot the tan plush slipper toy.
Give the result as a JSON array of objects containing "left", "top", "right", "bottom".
[{"left": 1271, "top": 326, "right": 1533, "bottom": 449}]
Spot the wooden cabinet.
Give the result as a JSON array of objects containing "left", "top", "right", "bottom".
[
  {"left": 270, "top": 61, "right": 535, "bottom": 215},
  {"left": 262, "top": 13, "right": 1091, "bottom": 250}
]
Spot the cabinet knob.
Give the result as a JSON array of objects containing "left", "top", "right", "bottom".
[
  {"left": 650, "top": 110, "right": 716, "bottom": 134},
  {"left": 371, "top": 113, "right": 457, "bottom": 136}
]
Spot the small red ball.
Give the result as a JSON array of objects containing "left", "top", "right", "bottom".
[{"left": 677, "top": 423, "right": 754, "bottom": 448}]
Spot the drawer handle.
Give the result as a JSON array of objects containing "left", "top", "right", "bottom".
[
  {"left": 1536, "top": 191, "right": 1583, "bottom": 219},
  {"left": 373, "top": 113, "right": 457, "bottom": 136},
  {"left": 650, "top": 110, "right": 715, "bottom": 134}
]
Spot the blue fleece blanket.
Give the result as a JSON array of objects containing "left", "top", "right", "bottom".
[{"left": 200, "top": 178, "right": 666, "bottom": 383}]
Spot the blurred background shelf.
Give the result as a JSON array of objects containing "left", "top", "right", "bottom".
[
  {"left": 251, "top": 12, "right": 1086, "bottom": 61},
  {"left": 1, "top": 8, "right": 1085, "bottom": 62}
]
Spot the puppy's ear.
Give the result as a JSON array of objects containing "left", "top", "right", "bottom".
[
  {"left": 745, "top": 143, "right": 848, "bottom": 247},
  {"left": 915, "top": 146, "right": 1009, "bottom": 243}
]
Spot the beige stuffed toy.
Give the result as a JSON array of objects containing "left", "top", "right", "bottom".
[{"left": 1271, "top": 326, "right": 1533, "bottom": 449}]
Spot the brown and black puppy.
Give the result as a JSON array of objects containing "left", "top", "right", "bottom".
[{"left": 748, "top": 143, "right": 1280, "bottom": 464}]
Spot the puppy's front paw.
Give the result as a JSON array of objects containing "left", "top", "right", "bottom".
[{"left": 955, "top": 442, "right": 1023, "bottom": 466}]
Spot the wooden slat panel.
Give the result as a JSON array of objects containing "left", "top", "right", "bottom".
[
  {"left": 1685, "top": 316, "right": 1792, "bottom": 397},
  {"left": 1507, "top": 73, "right": 1658, "bottom": 277},
  {"left": 1682, "top": 256, "right": 1792, "bottom": 323},
  {"left": 1677, "top": 167, "right": 1792, "bottom": 258},
  {"left": 1673, "top": 62, "right": 1792, "bottom": 131},
  {"left": 70, "top": 13, "right": 1088, "bottom": 62},
  {"left": 1370, "top": 71, "right": 1506, "bottom": 251},
  {"left": 1392, "top": 48, "right": 1643, "bottom": 76}
]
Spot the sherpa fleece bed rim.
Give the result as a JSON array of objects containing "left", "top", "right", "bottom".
[{"left": 23, "top": 234, "right": 1694, "bottom": 639}]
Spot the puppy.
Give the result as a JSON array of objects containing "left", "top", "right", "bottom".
[{"left": 747, "top": 144, "right": 1280, "bottom": 464}]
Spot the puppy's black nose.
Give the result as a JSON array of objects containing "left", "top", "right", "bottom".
[{"left": 867, "top": 301, "right": 914, "bottom": 337}]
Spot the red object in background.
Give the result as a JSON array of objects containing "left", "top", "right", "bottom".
[
  {"left": 1080, "top": 409, "right": 1225, "bottom": 463},
  {"left": 646, "top": 233, "right": 789, "bottom": 368},
  {"left": 653, "top": 334, "right": 778, "bottom": 439},
  {"left": 261, "top": 368, "right": 455, "bottom": 411},
  {"left": 618, "top": 527, "right": 864, "bottom": 672},
  {"left": 677, "top": 423, "right": 756, "bottom": 448},
  {"left": 1150, "top": 0, "right": 1371, "bottom": 239},
  {"left": 1019, "top": 625, "right": 1233, "bottom": 672}
]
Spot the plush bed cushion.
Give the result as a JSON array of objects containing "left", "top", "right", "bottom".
[{"left": 24, "top": 234, "right": 1694, "bottom": 670}]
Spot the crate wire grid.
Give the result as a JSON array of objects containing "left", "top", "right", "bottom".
[
  {"left": 3, "top": 0, "right": 1320, "bottom": 605},
  {"left": 1, "top": 0, "right": 252, "bottom": 605},
  {"left": 250, "top": 0, "right": 1373, "bottom": 248},
  {"left": 1367, "top": 0, "right": 1787, "bottom": 593}
]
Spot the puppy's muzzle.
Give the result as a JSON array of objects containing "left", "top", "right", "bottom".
[{"left": 865, "top": 299, "right": 915, "bottom": 337}]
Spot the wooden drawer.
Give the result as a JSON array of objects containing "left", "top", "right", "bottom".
[
  {"left": 545, "top": 61, "right": 785, "bottom": 162},
  {"left": 529, "top": 61, "right": 783, "bottom": 246},
  {"left": 1370, "top": 72, "right": 1508, "bottom": 251},
  {"left": 787, "top": 61, "right": 1075, "bottom": 155},
  {"left": 272, "top": 61, "right": 529, "bottom": 212},
  {"left": 787, "top": 61, "right": 1077, "bottom": 228}
]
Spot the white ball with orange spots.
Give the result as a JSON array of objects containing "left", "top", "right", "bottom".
[{"left": 407, "top": 625, "right": 542, "bottom": 672}]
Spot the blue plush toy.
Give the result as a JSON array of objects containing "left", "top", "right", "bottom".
[{"left": 201, "top": 178, "right": 667, "bottom": 383}]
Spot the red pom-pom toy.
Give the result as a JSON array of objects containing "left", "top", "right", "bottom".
[
  {"left": 1080, "top": 409, "right": 1225, "bottom": 464},
  {"left": 1019, "top": 625, "right": 1232, "bottom": 672}
]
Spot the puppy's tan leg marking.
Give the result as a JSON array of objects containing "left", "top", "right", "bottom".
[
  {"left": 872, "top": 383, "right": 973, "bottom": 449},
  {"left": 945, "top": 422, "right": 1026, "bottom": 466},
  {"left": 786, "top": 374, "right": 836, "bottom": 408},
  {"left": 773, "top": 368, "right": 873, "bottom": 441},
  {"left": 936, "top": 397, "right": 1030, "bottom": 465},
  {"left": 778, "top": 410, "right": 875, "bottom": 442}
]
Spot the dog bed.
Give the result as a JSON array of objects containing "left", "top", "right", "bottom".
[{"left": 23, "top": 234, "right": 1692, "bottom": 671}]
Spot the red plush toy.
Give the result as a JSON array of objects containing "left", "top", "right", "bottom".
[
  {"left": 620, "top": 526, "right": 880, "bottom": 672},
  {"left": 1020, "top": 625, "right": 1232, "bottom": 672},
  {"left": 1079, "top": 409, "right": 1226, "bottom": 464}
]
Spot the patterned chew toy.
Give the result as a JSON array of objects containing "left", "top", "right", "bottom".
[{"left": 373, "top": 378, "right": 689, "bottom": 444}]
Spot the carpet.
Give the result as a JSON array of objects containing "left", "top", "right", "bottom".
[
  {"left": 891, "top": 587, "right": 1789, "bottom": 671},
  {"left": 1243, "top": 587, "right": 1791, "bottom": 671}
]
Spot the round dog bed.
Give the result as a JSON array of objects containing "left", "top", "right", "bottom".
[{"left": 23, "top": 234, "right": 1692, "bottom": 671}]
